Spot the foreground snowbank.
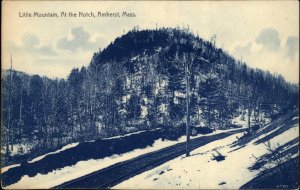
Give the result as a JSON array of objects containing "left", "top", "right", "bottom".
[
  {"left": 4, "top": 139, "right": 171, "bottom": 188},
  {"left": 114, "top": 124, "right": 298, "bottom": 189},
  {"left": 28, "top": 143, "right": 80, "bottom": 163}
]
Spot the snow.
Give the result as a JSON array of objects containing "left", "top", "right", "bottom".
[
  {"left": 28, "top": 143, "right": 80, "bottom": 163},
  {"left": 4, "top": 121, "right": 296, "bottom": 189},
  {"left": 199, "top": 57, "right": 210, "bottom": 63},
  {"left": 232, "top": 115, "right": 247, "bottom": 127},
  {"left": 1, "top": 143, "right": 32, "bottom": 156},
  {"left": 103, "top": 128, "right": 159, "bottom": 140},
  {"left": 5, "top": 137, "right": 183, "bottom": 189},
  {"left": 250, "top": 125, "right": 299, "bottom": 171},
  {"left": 155, "top": 47, "right": 162, "bottom": 52},
  {"left": 141, "top": 105, "right": 148, "bottom": 118},
  {"left": 175, "top": 91, "right": 185, "bottom": 98},
  {"left": 1, "top": 128, "right": 237, "bottom": 175},
  {"left": 231, "top": 112, "right": 271, "bottom": 128},
  {"left": 5, "top": 129, "right": 242, "bottom": 189},
  {"left": 1, "top": 142, "right": 77, "bottom": 170},
  {"left": 130, "top": 55, "right": 139, "bottom": 61},
  {"left": 1, "top": 164, "right": 21, "bottom": 173},
  {"left": 114, "top": 124, "right": 298, "bottom": 189},
  {"left": 159, "top": 103, "right": 167, "bottom": 113}
]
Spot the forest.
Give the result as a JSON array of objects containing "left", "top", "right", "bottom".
[{"left": 1, "top": 27, "right": 298, "bottom": 165}]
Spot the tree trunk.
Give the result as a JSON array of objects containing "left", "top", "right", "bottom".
[
  {"left": 185, "top": 62, "right": 190, "bottom": 157},
  {"left": 248, "top": 107, "right": 251, "bottom": 134},
  {"left": 208, "top": 100, "right": 211, "bottom": 130}
]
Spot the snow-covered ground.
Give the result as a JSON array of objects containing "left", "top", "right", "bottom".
[
  {"left": 114, "top": 123, "right": 298, "bottom": 189},
  {"left": 1, "top": 143, "right": 33, "bottom": 156},
  {"left": 2, "top": 129, "right": 156, "bottom": 173},
  {"left": 4, "top": 116, "right": 297, "bottom": 189},
  {"left": 231, "top": 112, "right": 271, "bottom": 128},
  {"left": 28, "top": 142, "right": 80, "bottom": 163},
  {"left": 1, "top": 142, "right": 79, "bottom": 173},
  {"left": 5, "top": 129, "right": 240, "bottom": 189},
  {"left": 1, "top": 163, "right": 21, "bottom": 173},
  {"left": 102, "top": 128, "right": 158, "bottom": 140}
]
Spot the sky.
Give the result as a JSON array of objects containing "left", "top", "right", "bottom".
[{"left": 2, "top": 1, "right": 299, "bottom": 83}]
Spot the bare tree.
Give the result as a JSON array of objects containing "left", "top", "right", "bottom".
[{"left": 173, "top": 52, "right": 195, "bottom": 157}]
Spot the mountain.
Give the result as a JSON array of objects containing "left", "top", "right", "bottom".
[
  {"left": 87, "top": 27, "right": 298, "bottom": 130},
  {"left": 1, "top": 28, "right": 299, "bottom": 166}
]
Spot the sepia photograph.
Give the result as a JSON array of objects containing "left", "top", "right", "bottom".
[{"left": 1, "top": 1, "right": 299, "bottom": 189}]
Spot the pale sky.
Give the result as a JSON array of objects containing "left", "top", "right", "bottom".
[{"left": 2, "top": 1, "right": 299, "bottom": 83}]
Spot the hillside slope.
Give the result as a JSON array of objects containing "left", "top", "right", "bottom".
[{"left": 114, "top": 108, "right": 299, "bottom": 189}]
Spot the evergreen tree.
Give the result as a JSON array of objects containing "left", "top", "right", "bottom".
[{"left": 198, "top": 73, "right": 222, "bottom": 130}]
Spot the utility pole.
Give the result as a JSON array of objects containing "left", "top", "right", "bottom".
[
  {"left": 248, "top": 100, "right": 252, "bottom": 134},
  {"left": 185, "top": 57, "right": 190, "bottom": 157},
  {"left": 174, "top": 53, "right": 194, "bottom": 157}
]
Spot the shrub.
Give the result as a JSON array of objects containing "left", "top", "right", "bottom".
[
  {"left": 194, "top": 126, "right": 213, "bottom": 134},
  {"left": 252, "top": 124, "right": 260, "bottom": 132},
  {"left": 161, "top": 124, "right": 185, "bottom": 141},
  {"left": 226, "top": 124, "right": 242, "bottom": 129}
]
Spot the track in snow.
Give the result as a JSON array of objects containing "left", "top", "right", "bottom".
[{"left": 54, "top": 128, "right": 246, "bottom": 189}]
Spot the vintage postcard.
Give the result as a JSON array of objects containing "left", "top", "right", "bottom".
[{"left": 1, "top": 1, "right": 299, "bottom": 189}]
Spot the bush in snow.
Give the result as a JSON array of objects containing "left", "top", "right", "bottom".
[
  {"left": 161, "top": 124, "right": 185, "bottom": 141},
  {"left": 252, "top": 124, "right": 260, "bottom": 132}
]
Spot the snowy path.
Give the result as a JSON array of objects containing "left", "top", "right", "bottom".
[{"left": 54, "top": 128, "right": 245, "bottom": 189}]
